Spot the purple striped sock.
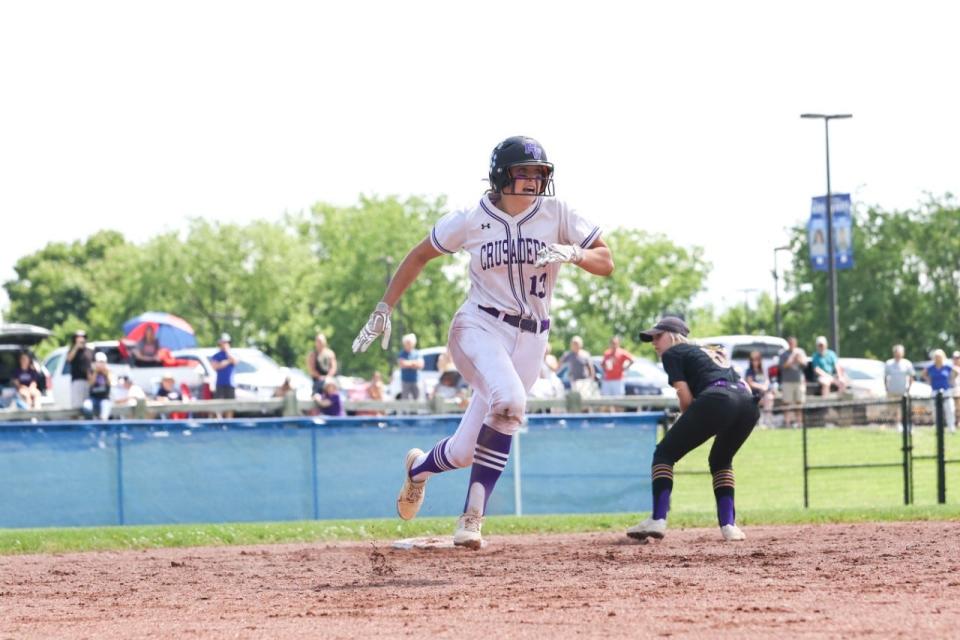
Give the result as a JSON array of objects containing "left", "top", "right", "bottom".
[
  {"left": 463, "top": 424, "right": 512, "bottom": 514},
  {"left": 410, "top": 437, "right": 453, "bottom": 478},
  {"left": 713, "top": 468, "right": 736, "bottom": 526},
  {"left": 651, "top": 463, "right": 674, "bottom": 520}
]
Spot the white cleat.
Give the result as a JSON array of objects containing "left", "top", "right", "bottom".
[
  {"left": 626, "top": 517, "right": 667, "bottom": 541},
  {"left": 396, "top": 448, "right": 426, "bottom": 521},
  {"left": 721, "top": 524, "right": 746, "bottom": 541},
  {"left": 453, "top": 507, "right": 484, "bottom": 550}
]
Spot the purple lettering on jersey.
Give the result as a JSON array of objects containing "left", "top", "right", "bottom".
[
  {"left": 524, "top": 142, "right": 542, "bottom": 161},
  {"left": 479, "top": 238, "right": 549, "bottom": 271}
]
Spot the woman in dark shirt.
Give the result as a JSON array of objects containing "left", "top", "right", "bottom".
[{"left": 627, "top": 316, "right": 759, "bottom": 542}]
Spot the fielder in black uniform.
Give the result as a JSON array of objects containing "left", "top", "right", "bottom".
[{"left": 627, "top": 316, "right": 759, "bottom": 542}]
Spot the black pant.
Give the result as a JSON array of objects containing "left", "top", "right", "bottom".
[
  {"left": 654, "top": 388, "right": 759, "bottom": 472},
  {"left": 214, "top": 385, "right": 236, "bottom": 400}
]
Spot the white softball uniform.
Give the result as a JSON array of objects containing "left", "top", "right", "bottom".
[{"left": 429, "top": 195, "right": 601, "bottom": 467}]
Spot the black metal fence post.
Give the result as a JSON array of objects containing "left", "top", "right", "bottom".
[
  {"left": 802, "top": 411, "right": 810, "bottom": 508},
  {"left": 936, "top": 391, "right": 946, "bottom": 504},
  {"left": 901, "top": 395, "right": 912, "bottom": 505}
]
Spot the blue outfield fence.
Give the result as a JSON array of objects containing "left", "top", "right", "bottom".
[{"left": 0, "top": 413, "right": 660, "bottom": 529}]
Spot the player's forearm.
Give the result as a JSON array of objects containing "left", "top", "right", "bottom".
[
  {"left": 380, "top": 240, "right": 438, "bottom": 308},
  {"left": 577, "top": 246, "right": 614, "bottom": 276}
]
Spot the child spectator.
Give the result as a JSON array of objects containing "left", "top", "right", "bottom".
[{"left": 314, "top": 379, "right": 344, "bottom": 416}]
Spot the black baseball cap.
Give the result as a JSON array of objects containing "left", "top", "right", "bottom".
[{"left": 638, "top": 316, "right": 690, "bottom": 342}]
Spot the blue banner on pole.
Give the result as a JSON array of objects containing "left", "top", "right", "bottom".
[{"left": 808, "top": 194, "right": 854, "bottom": 271}]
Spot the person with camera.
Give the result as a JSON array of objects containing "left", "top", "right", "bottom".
[
  {"left": 66, "top": 330, "right": 94, "bottom": 410},
  {"left": 83, "top": 352, "right": 114, "bottom": 420}
]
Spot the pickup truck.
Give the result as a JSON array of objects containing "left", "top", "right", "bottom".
[{"left": 43, "top": 340, "right": 206, "bottom": 408}]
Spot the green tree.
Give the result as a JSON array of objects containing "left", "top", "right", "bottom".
[
  {"left": 551, "top": 228, "right": 710, "bottom": 356},
  {"left": 782, "top": 195, "right": 960, "bottom": 359},
  {"left": 4, "top": 231, "right": 127, "bottom": 351},
  {"left": 294, "top": 196, "right": 467, "bottom": 376},
  {"left": 88, "top": 220, "right": 321, "bottom": 365}
]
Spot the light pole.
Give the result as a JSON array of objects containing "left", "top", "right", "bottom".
[
  {"left": 773, "top": 245, "right": 791, "bottom": 338},
  {"left": 800, "top": 113, "right": 851, "bottom": 355}
]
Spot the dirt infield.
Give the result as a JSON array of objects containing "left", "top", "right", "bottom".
[{"left": 2, "top": 521, "right": 959, "bottom": 639}]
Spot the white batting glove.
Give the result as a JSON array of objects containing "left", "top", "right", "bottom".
[
  {"left": 534, "top": 243, "right": 584, "bottom": 268},
  {"left": 352, "top": 302, "right": 393, "bottom": 353}
]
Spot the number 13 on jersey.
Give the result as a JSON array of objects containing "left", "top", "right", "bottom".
[{"left": 528, "top": 274, "right": 547, "bottom": 299}]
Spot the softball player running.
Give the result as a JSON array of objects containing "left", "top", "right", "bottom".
[
  {"left": 627, "top": 316, "right": 759, "bottom": 542},
  {"left": 352, "top": 136, "right": 613, "bottom": 549}
]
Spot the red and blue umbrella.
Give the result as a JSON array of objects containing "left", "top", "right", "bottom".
[{"left": 122, "top": 312, "right": 197, "bottom": 350}]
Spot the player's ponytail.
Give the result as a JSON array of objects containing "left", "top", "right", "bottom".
[{"left": 667, "top": 332, "right": 689, "bottom": 347}]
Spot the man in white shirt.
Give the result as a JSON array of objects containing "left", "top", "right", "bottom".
[{"left": 884, "top": 344, "right": 913, "bottom": 399}]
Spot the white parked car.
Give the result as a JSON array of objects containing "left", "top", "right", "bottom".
[
  {"left": 173, "top": 347, "right": 314, "bottom": 401},
  {"left": 839, "top": 357, "right": 933, "bottom": 400},
  {"left": 44, "top": 340, "right": 205, "bottom": 408}
]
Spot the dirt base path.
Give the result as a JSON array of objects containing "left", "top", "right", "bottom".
[{"left": 2, "top": 521, "right": 959, "bottom": 639}]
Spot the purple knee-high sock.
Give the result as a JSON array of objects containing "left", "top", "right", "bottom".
[
  {"left": 651, "top": 463, "right": 674, "bottom": 520},
  {"left": 463, "top": 424, "right": 512, "bottom": 514},
  {"left": 712, "top": 468, "right": 736, "bottom": 526},
  {"left": 409, "top": 437, "right": 453, "bottom": 478}
]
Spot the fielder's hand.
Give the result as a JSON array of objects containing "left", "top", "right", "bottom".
[
  {"left": 534, "top": 243, "right": 583, "bottom": 268},
  {"left": 352, "top": 302, "right": 392, "bottom": 353}
]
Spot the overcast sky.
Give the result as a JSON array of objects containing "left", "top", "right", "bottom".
[{"left": 2, "top": 1, "right": 958, "bottom": 315}]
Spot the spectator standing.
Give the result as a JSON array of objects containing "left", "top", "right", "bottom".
[
  {"left": 83, "top": 352, "right": 113, "bottom": 420},
  {"left": 744, "top": 350, "right": 774, "bottom": 426},
  {"left": 600, "top": 336, "right": 635, "bottom": 397},
  {"left": 306, "top": 333, "right": 338, "bottom": 395},
  {"left": 66, "top": 330, "right": 93, "bottom": 410},
  {"left": 11, "top": 351, "right": 43, "bottom": 409},
  {"left": 777, "top": 336, "right": 808, "bottom": 429},
  {"left": 561, "top": 336, "right": 595, "bottom": 397},
  {"left": 314, "top": 379, "right": 344, "bottom": 416},
  {"left": 884, "top": 344, "right": 914, "bottom": 399},
  {"left": 811, "top": 335, "right": 847, "bottom": 396},
  {"left": 131, "top": 324, "right": 162, "bottom": 366},
  {"left": 397, "top": 333, "right": 424, "bottom": 400},
  {"left": 210, "top": 333, "right": 238, "bottom": 419},
  {"left": 924, "top": 350, "right": 956, "bottom": 433}
]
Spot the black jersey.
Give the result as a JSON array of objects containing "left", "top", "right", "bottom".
[{"left": 661, "top": 342, "right": 741, "bottom": 398}]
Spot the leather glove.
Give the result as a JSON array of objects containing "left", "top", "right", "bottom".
[
  {"left": 534, "top": 243, "right": 584, "bottom": 268},
  {"left": 352, "top": 302, "right": 392, "bottom": 353}
]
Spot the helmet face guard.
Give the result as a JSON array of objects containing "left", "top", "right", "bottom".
[{"left": 488, "top": 136, "right": 555, "bottom": 196}]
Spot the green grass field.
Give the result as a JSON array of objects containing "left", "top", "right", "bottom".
[
  {"left": 671, "top": 424, "right": 960, "bottom": 512},
  {"left": 1, "top": 426, "right": 957, "bottom": 555}
]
